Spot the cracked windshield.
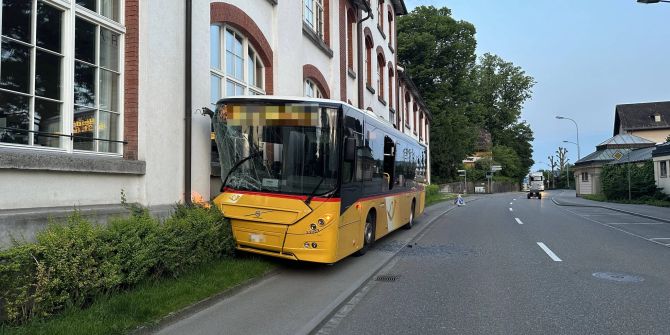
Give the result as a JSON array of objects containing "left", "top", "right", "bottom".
[{"left": 1, "top": 1, "right": 669, "bottom": 335}]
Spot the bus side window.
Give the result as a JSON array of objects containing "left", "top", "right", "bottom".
[
  {"left": 343, "top": 115, "right": 363, "bottom": 185},
  {"left": 383, "top": 136, "right": 395, "bottom": 190}
]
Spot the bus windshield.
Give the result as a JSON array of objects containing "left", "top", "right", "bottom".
[{"left": 213, "top": 102, "right": 340, "bottom": 197}]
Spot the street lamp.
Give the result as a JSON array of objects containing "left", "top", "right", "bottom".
[
  {"left": 556, "top": 116, "right": 581, "bottom": 160},
  {"left": 637, "top": 0, "right": 670, "bottom": 3}
]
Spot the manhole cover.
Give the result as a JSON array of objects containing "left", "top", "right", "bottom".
[
  {"left": 592, "top": 272, "right": 644, "bottom": 283},
  {"left": 375, "top": 274, "right": 400, "bottom": 282}
]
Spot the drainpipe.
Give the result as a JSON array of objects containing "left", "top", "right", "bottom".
[
  {"left": 357, "top": 6, "right": 372, "bottom": 109},
  {"left": 184, "top": 0, "right": 193, "bottom": 205}
]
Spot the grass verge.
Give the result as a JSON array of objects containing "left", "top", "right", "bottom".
[
  {"left": 0, "top": 258, "right": 274, "bottom": 335},
  {"left": 426, "top": 193, "right": 457, "bottom": 207},
  {"left": 582, "top": 194, "right": 670, "bottom": 207}
]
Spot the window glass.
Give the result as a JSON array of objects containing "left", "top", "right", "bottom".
[
  {"left": 211, "top": 75, "right": 221, "bottom": 105},
  {"left": 75, "top": 18, "right": 96, "bottom": 64},
  {"left": 0, "top": 93, "right": 30, "bottom": 144},
  {"left": 34, "top": 99, "right": 61, "bottom": 147},
  {"left": 74, "top": 61, "right": 96, "bottom": 106},
  {"left": 2, "top": 0, "right": 32, "bottom": 43},
  {"left": 210, "top": 26, "right": 220, "bottom": 69},
  {"left": 248, "top": 49, "right": 256, "bottom": 87},
  {"left": 0, "top": 40, "right": 31, "bottom": 93},
  {"left": 37, "top": 1, "right": 62, "bottom": 53},
  {"left": 35, "top": 50, "right": 62, "bottom": 100},
  {"left": 100, "top": 0, "right": 120, "bottom": 22},
  {"left": 99, "top": 69, "right": 118, "bottom": 111},
  {"left": 76, "top": 0, "right": 96, "bottom": 12},
  {"left": 98, "top": 111, "right": 119, "bottom": 153},
  {"left": 100, "top": 28, "right": 119, "bottom": 71},
  {"left": 73, "top": 106, "right": 96, "bottom": 150}
]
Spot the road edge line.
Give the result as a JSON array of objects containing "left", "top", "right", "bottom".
[{"left": 551, "top": 194, "right": 670, "bottom": 224}]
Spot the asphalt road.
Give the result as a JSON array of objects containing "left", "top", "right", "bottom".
[{"left": 318, "top": 190, "right": 670, "bottom": 335}]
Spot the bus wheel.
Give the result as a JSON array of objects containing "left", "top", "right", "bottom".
[
  {"left": 405, "top": 200, "right": 416, "bottom": 230},
  {"left": 355, "top": 212, "right": 376, "bottom": 256}
]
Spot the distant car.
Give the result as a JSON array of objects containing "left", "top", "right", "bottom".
[{"left": 527, "top": 172, "right": 544, "bottom": 199}]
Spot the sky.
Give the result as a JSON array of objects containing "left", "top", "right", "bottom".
[{"left": 403, "top": 0, "right": 670, "bottom": 171}]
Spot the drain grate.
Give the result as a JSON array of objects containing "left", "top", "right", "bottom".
[
  {"left": 375, "top": 274, "right": 400, "bottom": 282},
  {"left": 592, "top": 272, "right": 644, "bottom": 283}
]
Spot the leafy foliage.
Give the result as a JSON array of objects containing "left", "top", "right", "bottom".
[
  {"left": 601, "top": 162, "right": 661, "bottom": 200},
  {"left": 0, "top": 203, "right": 235, "bottom": 325},
  {"left": 398, "top": 6, "right": 535, "bottom": 182}
]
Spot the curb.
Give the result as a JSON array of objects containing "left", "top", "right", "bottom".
[
  {"left": 131, "top": 267, "right": 280, "bottom": 335},
  {"left": 551, "top": 195, "right": 670, "bottom": 224},
  {"left": 303, "top": 197, "right": 481, "bottom": 335}
]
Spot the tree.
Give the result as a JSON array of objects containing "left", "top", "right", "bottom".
[
  {"left": 496, "top": 122, "right": 534, "bottom": 180},
  {"left": 469, "top": 53, "right": 536, "bottom": 143},
  {"left": 397, "top": 6, "right": 478, "bottom": 182},
  {"left": 556, "top": 147, "right": 569, "bottom": 172},
  {"left": 547, "top": 155, "right": 557, "bottom": 188},
  {"left": 492, "top": 145, "right": 522, "bottom": 180}
]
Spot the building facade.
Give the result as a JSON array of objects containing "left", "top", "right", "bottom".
[
  {"left": 0, "top": 0, "right": 429, "bottom": 245},
  {"left": 613, "top": 101, "right": 670, "bottom": 144}
]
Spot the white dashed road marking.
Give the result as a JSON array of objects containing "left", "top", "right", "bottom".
[
  {"left": 515, "top": 218, "right": 523, "bottom": 225},
  {"left": 537, "top": 242, "right": 562, "bottom": 262},
  {"left": 509, "top": 208, "right": 513, "bottom": 212}
]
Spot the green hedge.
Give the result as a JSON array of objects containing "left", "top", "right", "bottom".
[
  {"left": 0, "top": 204, "right": 235, "bottom": 325},
  {"left": 601, "top": 161, "right": 661, "bottom": 200}
]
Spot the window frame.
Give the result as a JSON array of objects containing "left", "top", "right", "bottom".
[
  {"left": 303, "top": 0, "right": 324, "bottom": 40},
  {"left": 210, "top": 24, "right": 266, "bottom": 105},
  {"left": 661, "top": 161, "right": 668, "bottom": 178},
  {"left": 0, "top": 0, "right": 126, "bottom": 156}
]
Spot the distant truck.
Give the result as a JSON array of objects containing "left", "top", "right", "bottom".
[{"left": 527, "top": 172, "right": 545, "bottom": 199}]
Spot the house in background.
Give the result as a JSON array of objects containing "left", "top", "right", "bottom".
[
  {"left": 614, "top": 101, "right": 670, "bottom": 144},
  {"left": 652, "top": 143, "right": 670, "bottom": 196},
  {"left": 573, "top": 134, "right": 655, "bottom": 196},
  {"left": 462, "top": 129, "right": 492, "bottom": 168}
]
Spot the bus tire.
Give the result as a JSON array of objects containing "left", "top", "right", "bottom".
[
  {"left": 355, "top": 211, "right": 376, "bottom": 256},
  {"left": 405, "top": 199, "right": 416, "bottom": 229}
]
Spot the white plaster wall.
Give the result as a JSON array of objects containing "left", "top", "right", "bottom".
[
  {"left": 138, "top": 0, "right": 186, "bottom": 206},
  {"left": 0, "top": 170, "right": 142, "bottom": 209},
  {"left": 654, "top": 157, "right": 670, "bottom": 194}
]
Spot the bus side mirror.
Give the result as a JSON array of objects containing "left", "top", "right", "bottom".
[{"left": 344, "top": 137, "right": 356, "bottom": 162}]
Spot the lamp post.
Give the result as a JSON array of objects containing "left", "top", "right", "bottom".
[{"left": 556, "top": 116, "right": 580, "bottom": 160}]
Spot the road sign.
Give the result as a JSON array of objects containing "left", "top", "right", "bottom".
[
  {"left": 491, "top": 165, "right": 502, "bottom": 172},
  {"left": 613, "top": 151, "right": 623, "bottom": 161},
  {"left": 486, "top": 172, "right": 492, "bottom": 178},
  {"left": 458, "top": 169, "right": 466, "bottom": 176}
]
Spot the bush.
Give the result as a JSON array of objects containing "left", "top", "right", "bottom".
[
  {"left": 0, "top": 202, "right": 235, "bottom": 325},
  {"left": 602, "top": 162, "right": 659, "bottom": 200}
]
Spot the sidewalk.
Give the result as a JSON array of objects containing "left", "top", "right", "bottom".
[
  {"left": 150, "top": 196, "right": 480, "bottom": 335},
  {"left": 551, "top": 190, "right": 670, "bottom": 223}
]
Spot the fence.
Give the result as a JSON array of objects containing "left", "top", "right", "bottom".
[{"left": 440, "top": 181, "right": 520, "bottom": 194}]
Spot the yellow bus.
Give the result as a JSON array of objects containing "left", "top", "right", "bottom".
[{"left": 211, "top": 96, "right": 428, "bottom": 263}]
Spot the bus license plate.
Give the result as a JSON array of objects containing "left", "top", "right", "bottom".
[{"left": 249, "top": 233, "right": 265, "bottom": 243}]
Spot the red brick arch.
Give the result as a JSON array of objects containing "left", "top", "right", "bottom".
[
  {"left": 303, "top": 64, "right": 331, "bottom": 99},
  {"left": 376, "top": 46, "right": 386, "bottom": 63},
  {"left": 210, "top": 2, "right": 274, "bottom": 94}
]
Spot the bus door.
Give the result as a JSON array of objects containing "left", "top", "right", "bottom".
[{"left": 337, "top": 109, "right": 364, "bottom": 257}]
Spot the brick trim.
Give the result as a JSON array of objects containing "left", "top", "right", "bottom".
[
  {"left": 210, "top": 2, "right": 274, "bottom": 94},
  {"left": 303, "top": 64, "right": 331, "bottom": 99},
  {"left": 124, "top": 0, "right": 139, "bottom": 160},
  {"left": 376, "top": 45, "right": 385, "bottom": 63},
  {"left": 363, "top": 26, "right": 373, "bottom": 44}
]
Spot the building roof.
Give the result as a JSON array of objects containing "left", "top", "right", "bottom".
[
  {"left": 652, "top": 142, "right": 670, "bottom": 158},
  {"left": 595, "top": 134, "right": 655, "bottom": 151},
  {"left": 397, "top": 69, "right": 431, "bottom": 120},
  {"left": 575, "top": 148, "right": 629, "bottom": 166},
  {"left": 608, "top": 146, "right": 655, "bottom": 165},
  {"left": 389, "top": 0, "right": 408, "bottom": 15},
  {"left": 613, "top": 101, "right": 670, "bottom": 136}
]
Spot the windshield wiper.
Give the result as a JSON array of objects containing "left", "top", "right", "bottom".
[
  {"left": 305, "top": 177, "right": 326, "bottom": 208},
  {"left": 220, "top": 150, "right": 263, "bottom": 192}
]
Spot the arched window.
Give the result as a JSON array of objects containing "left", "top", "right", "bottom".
[
  {"left": 388, "top": 9, "right": 394, "bottom": 47},
  {"left": 377, "top": 1, "right": 384, "bottom": 34},
  {"left": 304, "top": 79, "right": 324, "bottom": 98},
  {"left": 413, "top": 103, "right": 418, "bottom": 135},
  {"left": 347, "top": 8, "right": 356, "bottom": 70},
  {"left": 404, "top": 92, "right": 411, "bottom": 128},
  {"left": 388, "top": 64, "right": 394, "bottom": 111},
  {"left": 377, "top": 53, "right": 385, "bottom": 99},
  {"left": 210, "top": 25, "right": 265, "bottom": 105},
  {"left": 365, "top": 37, "right": 373, "bottom": 86}
]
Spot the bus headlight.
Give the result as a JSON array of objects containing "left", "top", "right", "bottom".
[
  {"left": 311, "top": 242, "right": 318, "bottom": 248},
  {"left": 304, "top": 242, "right": 310, "bottom": 248},
  {"left": 318, "top": 219, "right": 325, "bottom": 226},
  {"left": 310, "top": 223, "right": 318, "bottom": 231}
]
